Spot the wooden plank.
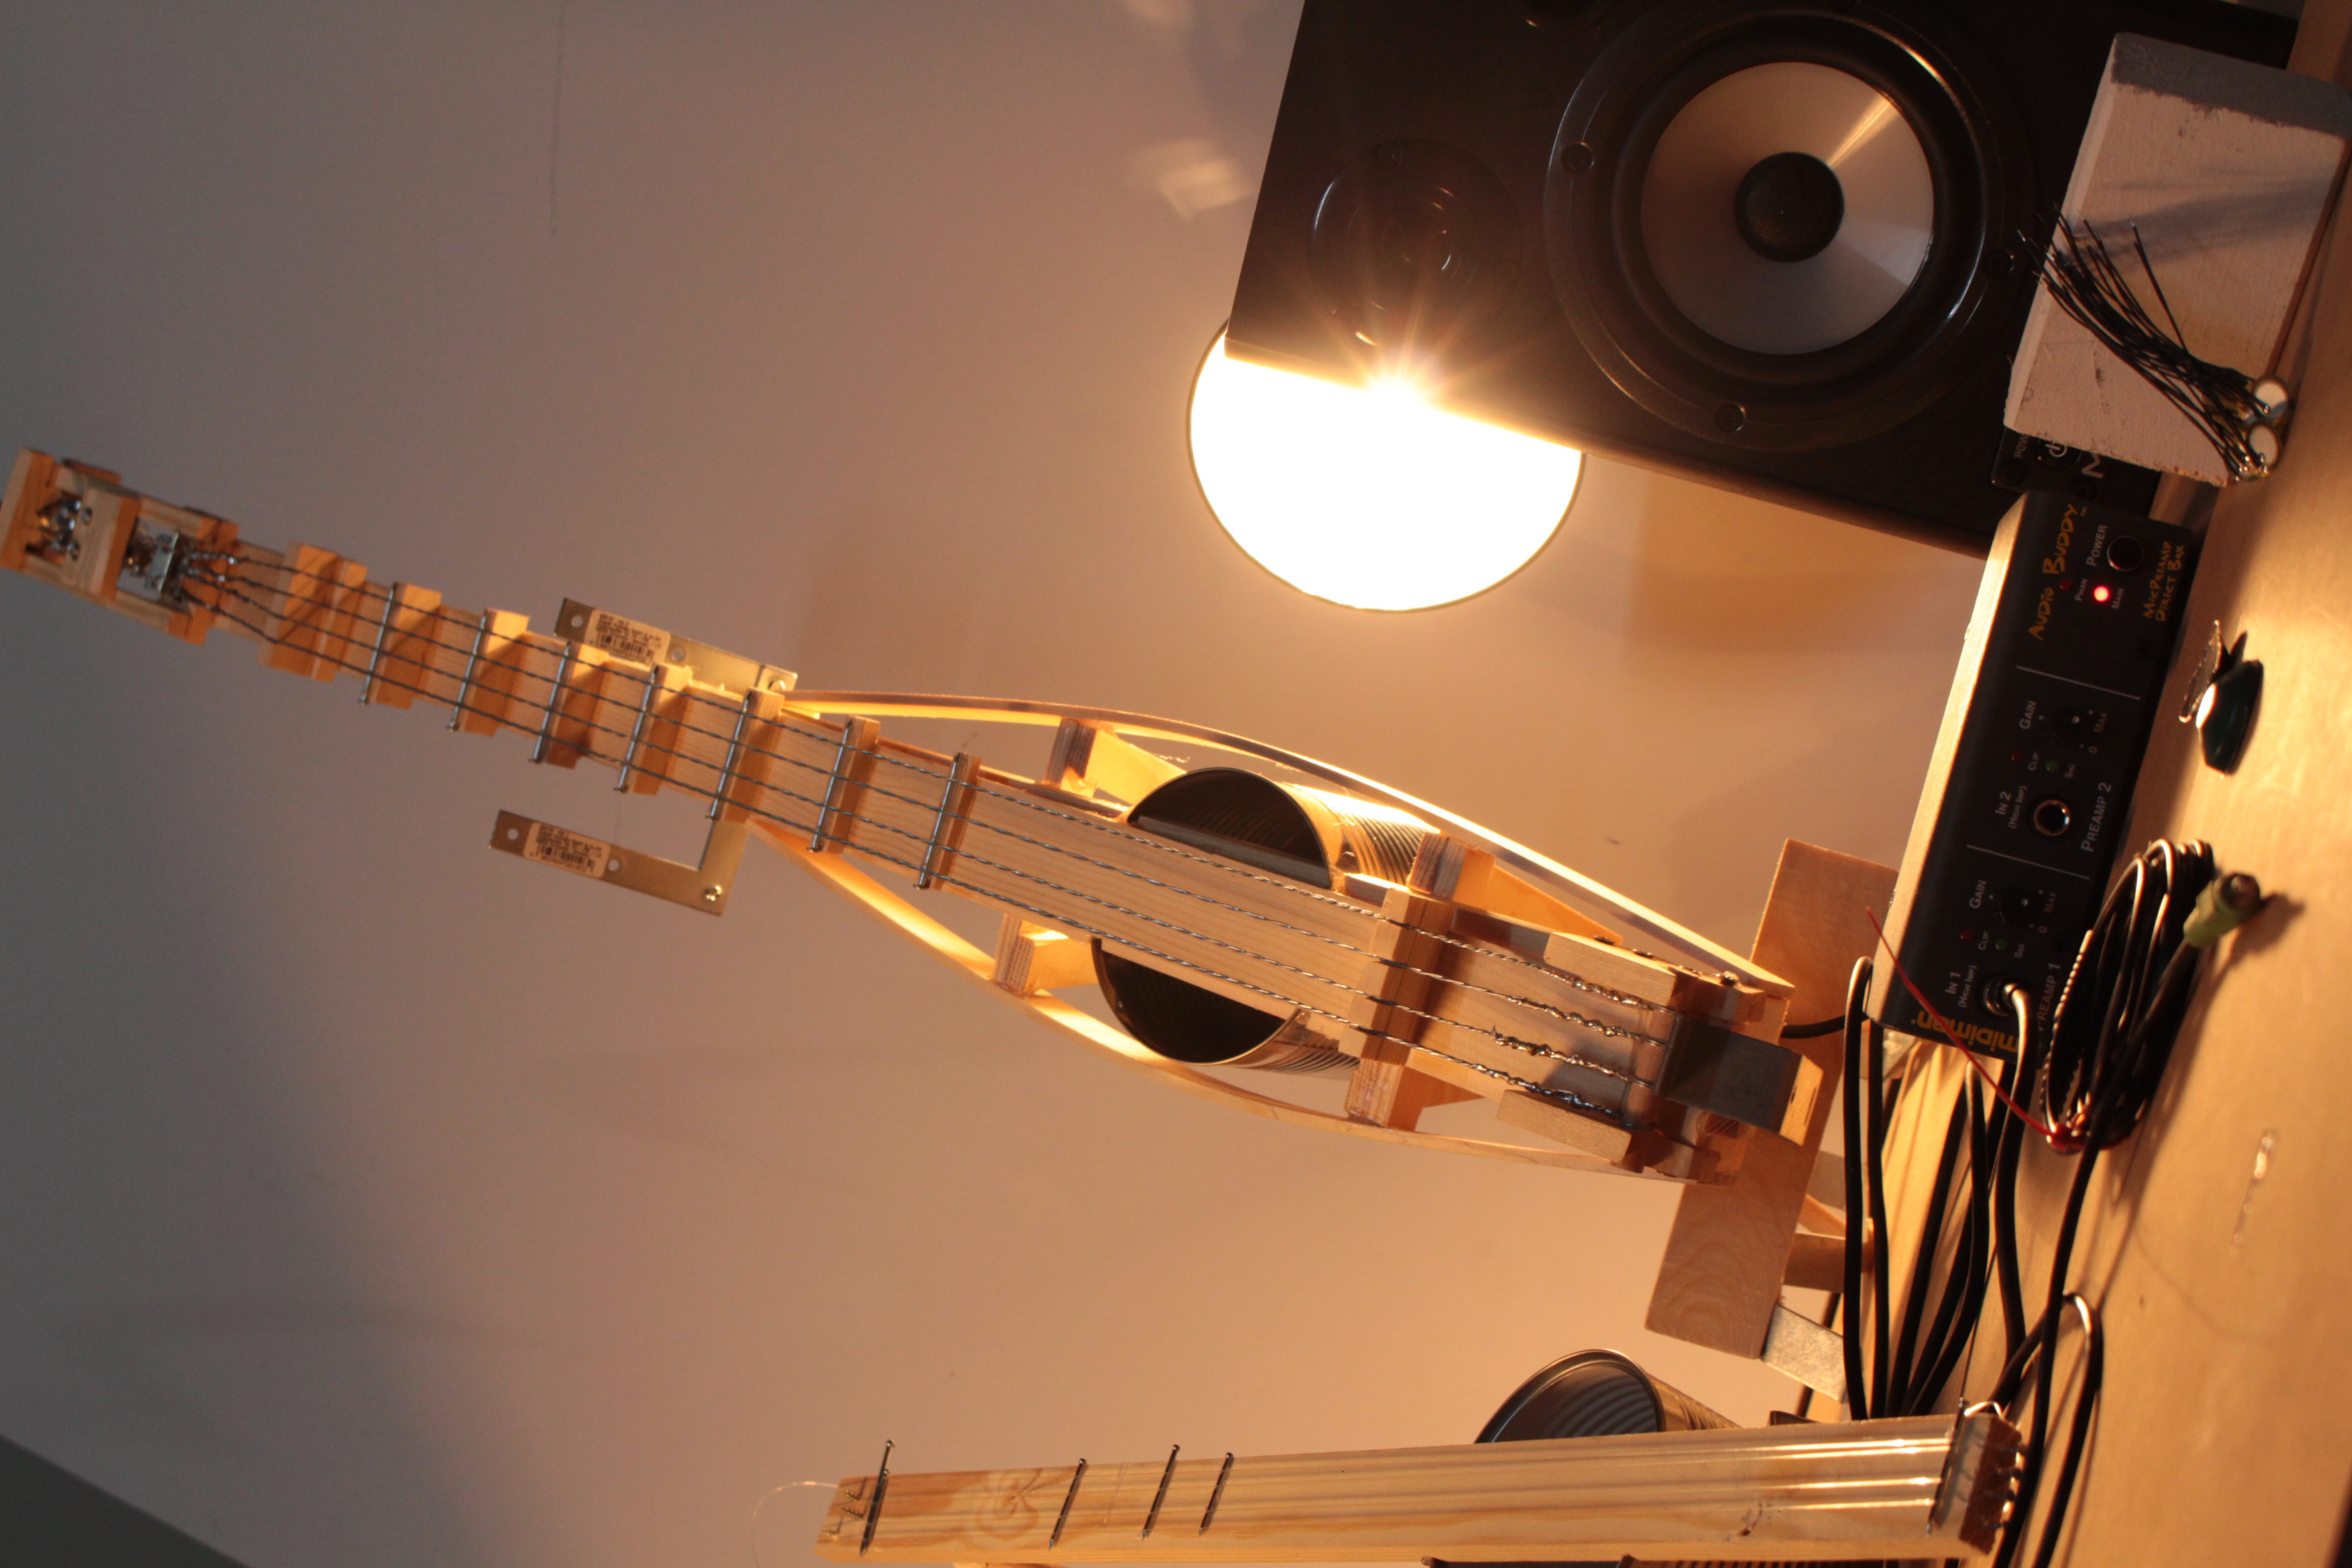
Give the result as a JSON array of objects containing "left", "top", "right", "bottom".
[
  {"left": 992, "top": 916, "right": 1097, "bottom": 996},
  {"left": 1783, "top": 1231, "right": 1847, "bottom": 1294},
  {"left": 449, "top": 613, "right": 538, "bottom": 735},
  {"left": 1645, "top": 841, "right": 1897, "bottom": 1358},
  {"left": 1043, "top": 719, "right": 1185, "bottom": 804},
  {"left": 1413, "top": 835, "right": 1618, "bottom": 944},
  {"left": 814, "top": 1414, "right": 2015, "bottom": 1564},
  {"left": 1342, "top": 1057, "right": 1478, "bottom": 1131},
  {"left": 357, "top": 583, "right": 443, "bottom": 709},
  {"left": 0, "top": 448, "right": 54, "bottom": 572},
  {"left": 261, "top": 545, "right": 369, "bottom": 680},
  {"left": 1337, "top": 886, "right": 1450, "bottom": 1052},
  {"left": 1494, "top": 1089, "right": 1639, "bottom": 1165}
]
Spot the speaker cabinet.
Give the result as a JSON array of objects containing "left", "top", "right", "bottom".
[{"left": 1227, "top": 0, "right": 2295, "bottom": 551}]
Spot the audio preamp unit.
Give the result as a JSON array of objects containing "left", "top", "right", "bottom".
[{"left": 1871, "top": 492, "right": 2198, "bottom": 1054}]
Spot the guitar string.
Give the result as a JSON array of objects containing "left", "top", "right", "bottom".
[
  {"left": 188, "top": 566, "right": 1669, "bottom": 1075},
  {"left": 217, "top": 566, "right": 1684, "bottom": 1022},
  {"left": 196, "top": 568, "right": 1680, "bottom": 1057},
  {"left": 195, "top": 585, "right": 1621, "bottom": 1118},
  {"left": 192, "top": 565, "right": 1669, "bottom": 1077},
  {"left": 188, "top": 572, "right": 1639, "bottom": 1113}
]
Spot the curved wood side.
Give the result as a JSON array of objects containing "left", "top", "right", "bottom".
[
  {"left": 783, "top": 690, "right": 1778, "bottom": 989},
  {"left": 765, "top": 825, "right": 1636, "bottom": 1179}
]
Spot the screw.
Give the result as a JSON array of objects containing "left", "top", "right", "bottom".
[{"left": 703, "top": 886, "right": 723, "bottom": 903}]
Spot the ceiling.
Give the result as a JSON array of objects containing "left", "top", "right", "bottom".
[{"left": 0, "top": 3, "right": 1982, "bottom": 1564}]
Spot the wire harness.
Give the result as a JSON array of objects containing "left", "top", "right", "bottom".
[{"left": 1840, "top": 839, "right": 2263, "bottom": 1568}]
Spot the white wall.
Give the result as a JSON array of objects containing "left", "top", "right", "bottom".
[{"left": 0, "top": 3, "right": 1981, "bottom": 1564}]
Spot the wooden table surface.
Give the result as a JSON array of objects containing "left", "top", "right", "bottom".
[{"left": 1980, "top": 7, "right": 2352, "bottom": 1563}]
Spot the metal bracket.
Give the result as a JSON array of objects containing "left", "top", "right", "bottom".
[
  {"left": 1761, "top": 1301, "right": 1846, "bottom": 1403},
  {"left": 487, "top": 809, "right": 748, "bottom": 916},
  {"left": 552, "top": 597, "right": 795, "bottom": 696}
]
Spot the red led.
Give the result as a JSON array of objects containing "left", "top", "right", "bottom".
[
  {"left": 2059, "top": 578, "right": 2075, "bottom": 592},
  {"left": 1958, "top": 929, "right": 1975, "bottom": 943},
  {"left": 2091, "top": 583, "right": 2114, "bottom": 604}
]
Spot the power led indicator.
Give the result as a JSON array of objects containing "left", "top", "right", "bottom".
[{"left": 2091, "top": 583, "right": 2115, "bottom": 604}]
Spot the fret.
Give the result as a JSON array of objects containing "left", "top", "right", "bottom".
[
  {"left": 448, "top": 608, "right": 496, "bottom": 730},
  {"left": 367, "top": 583, "right": 447, "bottom": 711},
  {"left": 707, "top": 687, "right": 764, "bottom": 821},
  {"left": 262, "top": 545, "right": 369, "bottom": 681},
  {"left": 913, "top": 752, "right": 981, "bottom": 890},
  {"left": 809, "top": 716, "right": 881, "bottom": 854},
  {"left": 613, "top": 662, "right": 668, "bottom": 792},
  {"left": 531, "top": 640, "right": 579, "bottom": 764},
  {"left": 357, "top": 581, "right": 402, "bottom": 704}
]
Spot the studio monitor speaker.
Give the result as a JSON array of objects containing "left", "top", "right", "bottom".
[{"left": 1228, "top": 0, "right": 2295, "bottom": 550}]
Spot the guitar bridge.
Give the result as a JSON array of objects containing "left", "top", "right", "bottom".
[{"left": 487, "top": 810, "right": 748, "bottom": 916}]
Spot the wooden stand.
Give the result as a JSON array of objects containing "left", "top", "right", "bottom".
[{"left": 1643, "top": 841, "right": 1895, "bottom": 1398}]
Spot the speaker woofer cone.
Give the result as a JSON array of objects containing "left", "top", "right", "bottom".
[
  {"left": 1647, "top": 62, "right": 1932, "bottom": 352},
  {"left": 1546, "top": 0, "right": 2032, "bottom": 450}
]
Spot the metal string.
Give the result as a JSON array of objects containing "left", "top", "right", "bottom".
[
  {"left": 231, "top": 569, "right": 1667, "bottom": 1019},
  {"left": 192, "top": 566, "right": 1659, "bottom": 1098},
  {"left": 192, "top": 566, "right": 1652, "bottom": 1092}
]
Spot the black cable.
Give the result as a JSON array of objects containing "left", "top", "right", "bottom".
[
  {"left": 1987, "top": 839, "right": 2234, "bottom": 1568},
  {"left": 1840, "top": 957, "right": 1871, "bottom": 1422},
  {"left": 1888, "top": 1085, "right": 1968, "bottom": 1409},
  {"left": 1994, "top": 987, "right": 2036, "bottom": 1363},
  {"left": 2030, "top": 1300, "right": 2105, "bottom": 1568},
  {"left": 1779, "top": 1014, "right": 1846, "bottom": 1039},
  {"left": 1907, "top": 1072, "right": 1997, "bottom": 1410},
  {"left": 2037, "top": 218, "right": 2279, "bottom": 478},
  {"left": 1865, "top": 1013, "right": 1893, "bottom": 1420},
  {"left": 1829, "top": 839, "right": 2247, "bottom": 1565}
]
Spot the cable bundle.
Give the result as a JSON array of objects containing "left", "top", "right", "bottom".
[
  {"left": 2037, "top": 217, "right": 2286, "bottom": 479},
  {"left": 1841, "top": 839, "right": 2261, "bottom": 1568}
]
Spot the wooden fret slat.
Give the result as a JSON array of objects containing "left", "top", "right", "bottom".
[
  {"left": 261, "top": 545, "right": 369, "bottom": 681},
  {"left": 361, "top": 583, "right": 444, "bottom": 709}
]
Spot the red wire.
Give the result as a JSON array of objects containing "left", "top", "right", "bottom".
[{"left": 1862, "top": 908, "right": 2072, "bottom": 1147}]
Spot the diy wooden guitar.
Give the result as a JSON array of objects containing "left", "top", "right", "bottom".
[{"left": 1, "top": 450, "right": 1818, "bottom": 1183}]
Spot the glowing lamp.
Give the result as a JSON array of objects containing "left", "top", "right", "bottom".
[{"left": 1187, "top": 333, "right": 1583, "bottom": 611}]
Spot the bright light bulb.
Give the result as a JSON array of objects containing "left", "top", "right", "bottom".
[{"left": 1187, "top": 333, "right": 1582, "bottom": 611}]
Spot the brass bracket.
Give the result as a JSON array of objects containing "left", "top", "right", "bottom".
[
  {"left": 553, "top": 597, "right": 795, "bottom": 695},
  {"left": 487, "top": 809, "right": 748, "bottom": 916}
]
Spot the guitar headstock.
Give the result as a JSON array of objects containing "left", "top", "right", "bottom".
[{"left": 2, "top": 447, "right": 239, "bottom": 643}]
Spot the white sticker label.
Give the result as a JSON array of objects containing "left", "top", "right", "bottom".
[
  {"left": 523, "top": 821, "right": 613, "bottom": 880},
  {"left": 585, "top": 609, "right": 670, "bottom": 666}
]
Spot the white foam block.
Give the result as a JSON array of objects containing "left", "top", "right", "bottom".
[{"left": 2005, "top": 34, "right": 2352, "bottom": 483}]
